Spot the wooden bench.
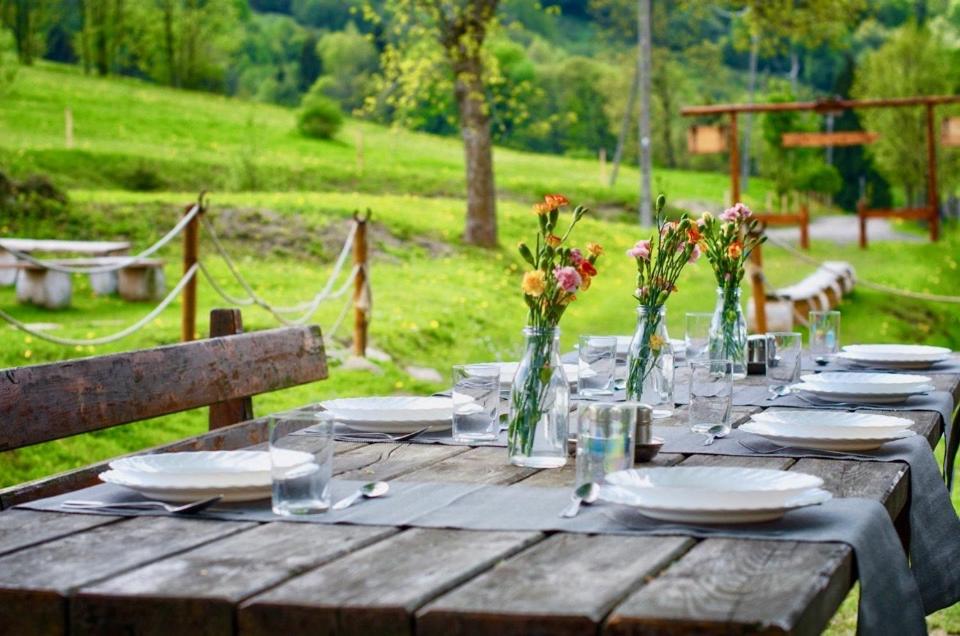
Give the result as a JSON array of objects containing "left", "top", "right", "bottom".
[
  {"left": 857, "top": 199, "right": 938, "bottom": 248},
  {"left": 0, "top": 309, "right": 328, "bottom": 509},
  {"left": 748, "top": 261, "right": 855, "bottom": 331},
  {"left": 0, "top": 239, "right": 130, "bottom": 287},
  {"left": 0, "top": 258, "right": 165, "bottom": 309},
  {"left": 754, "top": 201, "right": 810, "bottom": 250}
]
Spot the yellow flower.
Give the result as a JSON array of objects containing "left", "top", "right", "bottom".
[
  {"left": 586, "top": 242, "right": 603, "bottom": 257},
  {"left": 545, "top": 233, "right": 562, "bottom": 248},
  {"left": 700, "top": 211, "right": 713, "bottom": 222},
  {"left": 521, "top": 270, "right": 546, "bottom": 297},
  {"left": 649, "top": 335, "right": 664, "bottom": 351}
]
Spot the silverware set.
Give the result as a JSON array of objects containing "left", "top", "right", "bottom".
[{"left": 334, "top": 427, "right": 430, "bottom": 443}]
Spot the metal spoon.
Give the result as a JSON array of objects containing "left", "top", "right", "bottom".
[
  {"left": 332, "top": 481, "right": 390, "bottom": 511},
  {"left": 814, "top": 356, "right": 829, "bottom": 367},
  {"left": 61, "top": 496, "right": 222, "bottom": 515},
  {"left": 702, "top": 424, "right": 728, "bottom": 446},
  {"left": 766, "top": 385, "right": 792, "bottom": 400},
  {"left": 560, "top": 482, "right": 599, "bottom": 518}
]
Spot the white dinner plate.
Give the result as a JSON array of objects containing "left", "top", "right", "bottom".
[
  {"left": 842, "top": 344, "right": 951, "bottom": 361},
  {"left": 110, "top": 450, "right": 303, "bottom": 483},
  {"left": 100, "top": 469, "right": 272, "bottom": 502},
  {"left": 740, "top": 421, "right": 915, "bottom": 451},
  {"left": 601, "top": 485, "right": 832, "bottom": 524},
  {"left": 495, "top": 362, "right": 579, "bottom": 387},
  {"left": 800, "top": 372, "right": 932, "bottom": 394},
  {"left": 751, "top": 410, "right": 914, "bottom": 437},
  {"left": 319, "top": 397, "right": 456, "bottom": 433},
  {"left": 791, "top": 382, "right": 934, "bottom": 404},
  {"left": 836, "top": 353, "right": 946, "bottom": 370},
  {"left": 603, "top": 466, "right": 823, "bottom": 510}
]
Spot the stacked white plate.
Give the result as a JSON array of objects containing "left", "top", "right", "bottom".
[
  {"left": 741, "top": 410, "right": 916, "bottom": 451},
  {"left": 320, "top": 396, "right": 456, "bottom": 433},
  {"left": 599, "top": 466, "right": 830, "bottom": 524},
  {"left": 838, "top": 344, "right": 952, "bottom": 370},
  {"left": 792, "top": 371, "right": 934, "bottom": 404},
  {"left": 99, "top": 450, "right": 311, "bottom": 502},
  {"left": 495, "top": 362, "right": 579, "bottom": 389}
]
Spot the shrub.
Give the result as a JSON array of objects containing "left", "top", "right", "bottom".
[
  {"left": 122, "top": 164, "right": 165, "bottom": 191},
  {"left": 297, "top": 94, "right": 344, "bottom": 140}
]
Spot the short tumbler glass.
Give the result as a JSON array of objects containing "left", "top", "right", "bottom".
[
  {"left": 684, "top": 312, "right": 714, "bottom": 364},
  {"left": 766, "top": 331, "right": 803, "bottom": 397},
  {"left": 270, "top": 410, "right": 335, "bottom": 516},
  {"left": 688, "top": 359, "right": 733, "bottom": 436},
  {"left": 809, "top": 310, "right": 841, "bottom": 361},
  {"left": 578, "top": 335, "right": 618, "bottom": 397},
  {"left": 575, "top": 402, "right": 635, "bottom": 488},
  {"left": 452, "top": 364, "right": 500, "bottom": 442}
]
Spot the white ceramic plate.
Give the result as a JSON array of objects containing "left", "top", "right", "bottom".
[
  {"left": 321, "top": 396, "right": 455, "bottom": 421},
  {"left": 792, "top": 382, "right": 934, "bottom": 404},
  {"left": 496, "top": 362, "right": 579, "bottom": 387},
  {"left": 99, "top": 470, "right": 271, "bottom": 502},
  {"left": 836, "top": 353, "right": 945, "bottom": 370},
  {"left": 740, "top": 421, "right": 915, "bottom": 451},
  {"left": 601, "top": 485, "right": 832, "bottom": 524},
  {"left": 751, "top": 410, "right": 914, "bottom": 437},
  {"left": 800, "top": 372, "right": 932, "bottom": 394},
  {"left": 842, "top": 344, "right": 951, "bottom": 361},
  {"left": 110, "top": 450, "right": 304, "bottom": 482},
  {"left": 603, "top": 466, "right": 823, "bottom": 510}
]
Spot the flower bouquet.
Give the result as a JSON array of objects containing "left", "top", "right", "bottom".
[
  {"left": 700, "top": 202, "right": 766, "bottom": 378},
  {"left": 509, "top": 194, "right": 602, "bottom": 468},
  {"left": 625, "top": 194, "right": 700, "bottom": 411}
]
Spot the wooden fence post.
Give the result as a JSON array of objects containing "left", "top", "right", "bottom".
[
  {"left": 181, "top": 194, "right": 204, "bottom": 342},
  {"left": 64, "top": 107, "right": 74, "bottom": 149},
  {"left": 926, "top": 103, "right": 940, "bottom": 242},
  {"left": 208, "top": 308, "right": 254, "bottom": 429},
  {"left": 353, "top": 209, "right": 370, "bottom": 357}
]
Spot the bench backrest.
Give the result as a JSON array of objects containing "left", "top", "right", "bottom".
[{"left": 0, "top": 322, "right": 327, "bottom": 452}]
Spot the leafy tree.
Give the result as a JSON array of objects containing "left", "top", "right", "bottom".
[
  {"left": 0, "top": 27, "right": 17, "bottom": 94},
  {"left": 368, "top": 0, "right": 502, "bottom": 247},
  {"left": 298, "top": 90, "right": 344, "bottom": 138},
  {"left": 292, "top": 0, "right": 363, "bottom": 30},
  {"left": 314, "top": 22, "right": 378, "bottom": 110},
  {"left": 852, "top": 24, "right": 960, "bottom": 202},
  {"left": 0, "top": 0, "right": 54, "bottom": 64},
  {"left": 297, "top": 32, "right": 321, "bottom": 91}
]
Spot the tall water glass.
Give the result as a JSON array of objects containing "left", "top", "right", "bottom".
[
  {"left": 575, "top": 402, "right": 635, "bottom": 488},
  {"left": 688, "top": 359, "right": 733, "bottom": 436},
  {"left": 809, "top": 311, "right": 841, "bottom": 361},
  {"left": 452, "top": 364, "right": 500, "bottom": 442},
  {"left": 766, "top": 332, "right": 803, "bottom": 397},
  {"left": 684, "top": 312, "right": 714, "bottom": 364},
  {"left": 270, "top": 411, "right": 335, "bottom": 516},
  {"left": 578, "top": 335, "right": 617, "bottom": 397}
]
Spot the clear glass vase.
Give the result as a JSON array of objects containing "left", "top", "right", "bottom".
[
  {"left": 625, "top": 306, "right": 674, "bottom": 418},
  {"left": 708, "top": 285, "right": 748, "bottom": 379},
  {"left": 507, "top": 327, "right": 570, "bottom": 468}
]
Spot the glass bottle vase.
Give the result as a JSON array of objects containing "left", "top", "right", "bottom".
[
  {"left": 507, "top": 327, "right": 570, "bottom": 468},
  {"left": 625, "top": 306, "right": 674, "bottom": 417},
  {"left": 708, "top": 285, "right": 748, "bottom": 379}
]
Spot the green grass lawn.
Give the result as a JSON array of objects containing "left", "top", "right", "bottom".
[{"left": 1, "top": 62, "right": 959, "bottom": 634}]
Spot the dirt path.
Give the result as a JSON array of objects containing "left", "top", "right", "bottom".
[{"left": 765, "top": 214, "right": 923, "bottom": 245}]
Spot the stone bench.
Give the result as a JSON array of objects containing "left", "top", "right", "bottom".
[
  {"left": 0, "top": 258, "right": 166, "bottom": 309},
  {"left": 0, "top": 239, "right": 131, "bottom": 287}
]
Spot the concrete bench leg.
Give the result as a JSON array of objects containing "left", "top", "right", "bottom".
[
  {"left": 118, "top": 266, "right": 166, "bottom": 301},
  {"left": 15, "top": 269, "right": 72, "bottom": 309},
  {"left": 0, "top": 250, "right": 17, "bottom": 286},
  {"left": 89, "top": 271, "right": 119, "bottom": 296}
]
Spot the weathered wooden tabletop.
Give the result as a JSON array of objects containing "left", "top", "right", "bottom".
[{"left": 0, "top": 370, "right": 957, "bottom": 636}]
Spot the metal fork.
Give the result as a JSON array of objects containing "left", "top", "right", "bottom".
[
  {"left": 334, "top": 427, "right": 430, "bottom": 443},
  {"left": 737, "top": 439, "right": 874, "bottom": 460},
  {"left": 789, "top": 392, "right": 904, "bottom": 411},
  {"left": 61, "top": 496, "right": 222, "bottom": 515}
]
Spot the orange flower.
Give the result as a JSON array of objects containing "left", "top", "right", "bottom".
[
  {"left": 580, "top": 275, "right": 592, "bottom": 291},
  {"left": 686, "top": 225, "right": 702, "bottom": 243},
  {"left": 586, "top": 242, "right": 603, "bottom": 257},
  {"left": 545, "top": 233, "right": 562, "bottom": 247},
  {"left": 559, "top": 292, "right": 577, "bottom": 305},
  {"left": 544, "top": 194, "right": 569, "bottom": 210},
  {"left": 533, "top": 202, "right": 551, "bottom": 215},
  {"left": 578, "top": 260, "right": 597, "bottom": 277},
  {"left": 727, "top": 241, "right": 743, "bottom": 259}
]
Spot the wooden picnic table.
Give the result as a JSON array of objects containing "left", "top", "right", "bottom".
[{"left": 0, "top": 368, "right": 956, "bottom": 635}]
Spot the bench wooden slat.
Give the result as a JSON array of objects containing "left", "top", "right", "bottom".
[
  {"left": 238, "top": 528, "right": 542, "bottom": 635},
  {"left": 0, "top": 324, "right": 327, "bottom": 451},
  {"left": 71, "top": 523, "right": 397, "bottom": 635}
]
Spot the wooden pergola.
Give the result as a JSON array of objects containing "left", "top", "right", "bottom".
[{"left": 681, "top": 94, "right": 960, "bottom": 332}]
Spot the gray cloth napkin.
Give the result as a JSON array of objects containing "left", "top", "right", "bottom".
[
  {"left": 21, "top": 480, "right": 924, "bottom": 636},
  {"left": 801, "top": 353, "right": 960, "bottom": 375},
  {"left": 658, "top": 425, "right": 960, "bottom": 614}
]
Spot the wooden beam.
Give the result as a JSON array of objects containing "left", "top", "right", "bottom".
[
  {"left": 927, "top": 103, "right": 940, "bottom": 242},
  {"left": 781, "top": 131, "right": 879, "bottom": 148},
  {"left": 682, "top": 94, "right": 960, "bottom": 116},
  {"left": 208, "top": 308, "right": 255, "bottom": 430},
  {"left": 729, "top": 112, "right": 739, "bottom": 205}
]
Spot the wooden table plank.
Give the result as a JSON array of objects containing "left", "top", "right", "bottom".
[
  {"left": 417, "top": 534, "right": 694, "bottom": 636},
  {"left": 517, "top": 452, "right": 684, "bottom": 488},
  {"left": 71, "top": 523, "right": 397, "bottom": 636},
  {"left": 397, "top": 447, "right": 538, "bottom": 485},
  {"left": 680, "top": 454, "right": 797, "bottom": 471},
  {"left": 790, "top": 457, "right": 908, "bottom": 521},
  {"left": 333, "top": 443, "right": 469, "bottom": 482},
  {"left": 238, "top": 528, "right": 542, "bottom": 635},
  {"left": 0, "top": 510, "right": 119, "bottom": 557},
  {"left": 604, "top": 538, "right": 853, "bottom": 636},
  {"left": 0, "top": 516, "right": 253, "bottom": 635}
]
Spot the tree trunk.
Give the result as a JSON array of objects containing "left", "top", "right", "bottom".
[
  {"left": 609, "top": 64, "right": 638, "bottom": 187},
  {"left": 637, "top": 0, "right": 652, "bottom": 226},
  {"left": 162, "top": 0, "right": 178, "bottom": 87},
  {"left": 454, "top": 58, "right": 497, "bottom": 247},
  {"left": 13, "top": 0, "right": 31, "bottom": 64},
  {"left": 741, "top": 34, "right": 759, "bottom": 190},
  {"left": 93, "top": 0, "right": 108, "bottom": 76}
]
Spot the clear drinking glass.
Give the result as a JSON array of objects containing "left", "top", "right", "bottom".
[
  {"left": 809, "top": 310, "right": 841, "bottom": 361},
  {"left": 452, "top": 364, "right": 500, "bottom": 442},
  {"left": 575, "top": 402, "right": 635, "bottom": 487},
  {"left": 684, "top": 312, "right": 714, "bottom": 364},
  {"left": 270, "top": 411, "right": 335, "bottom": 516},
  {"left": 766, "top": 331, "right": 803, "bottom": 397},
  {"left": 688, "top": 359, "right": 733, "bottom": 436},
  {"left": 577, "top": 335, "right": 617, "bottom": 397}
]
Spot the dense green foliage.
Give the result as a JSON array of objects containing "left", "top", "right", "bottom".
[{"left": 297, "top": 90, "right": 344, "bottom": 139}]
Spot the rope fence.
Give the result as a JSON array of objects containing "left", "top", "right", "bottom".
[{"left": 0, "top": 195, "right": 373, "bottom": 352}]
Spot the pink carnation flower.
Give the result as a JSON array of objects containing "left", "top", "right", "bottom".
[
  {"left": 720, "top": 202, "right": 753, "bottom": 222},
  {"left": 627, "top": 240, "right": 652, "bottom": 260},
  {"left": 569, "top": 248, "right": 584, "bottom": 265},
  {"left": 553, "top": 266, "right": 582, "bottom": 293}
]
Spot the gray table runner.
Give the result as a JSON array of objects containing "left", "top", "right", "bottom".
[
  {"left": 801, "top": 353, "right": 960, "bottom": 375},
  {"left": 21, "top": 480, "right": 924, "bottom": 636},
  {"left": 657, "top": 425, "right": 960, "bottom": 614}
]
